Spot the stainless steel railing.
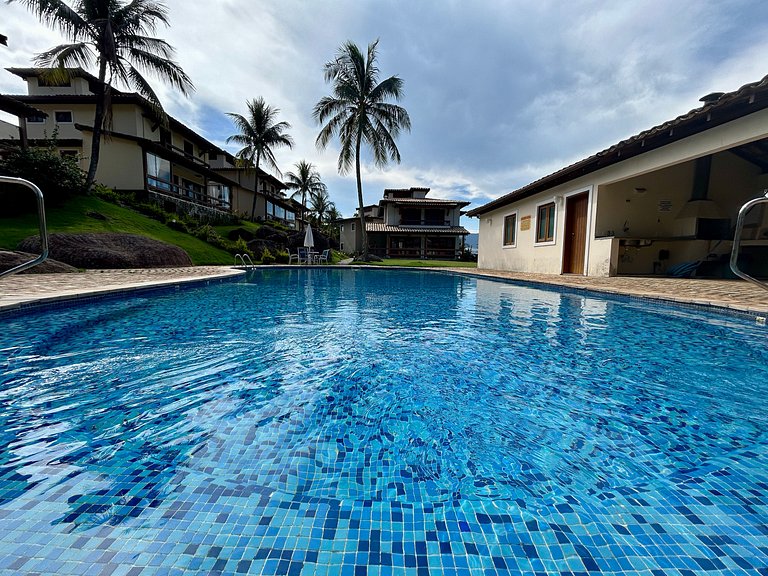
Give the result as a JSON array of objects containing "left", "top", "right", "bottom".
[
  {"left": 0, "top": 176, "right": 48, "bottom": 277},
  {"left": 730, "top": 189, "right": 768, "bottom": 292}
]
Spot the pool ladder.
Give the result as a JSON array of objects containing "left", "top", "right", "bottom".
[
  {"left": 234, "top": 253, "right": 256, "bottom": 270},
  {"left": 730, "top": 189, "right": 768, "bottom": 293},
  {"left": 0, "top": 176, "right": 48, "bottom": 277}
]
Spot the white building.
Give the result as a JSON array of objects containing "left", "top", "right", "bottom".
[{"left": 468, "top": 75, "right": 768, "bottom": 278}]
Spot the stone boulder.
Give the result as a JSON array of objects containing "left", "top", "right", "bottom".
[
  {"left": 255, "top": 225, "right": 290, "bottom": 245},
  {"left": 17, "top": 233, "right": 193, "bottom": 269},
  {"left": 226, "top": 227, "right": 255, "bottom": 242},
  {"left": 0, "top": 250, "right": 78, "bottom": 273}
]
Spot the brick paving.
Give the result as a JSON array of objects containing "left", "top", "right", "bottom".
[
  {"left": 1, "top": 265, "right": 767, "bottom": 317},
  {"left": 0, "top": 266, "right": 244, "bottom": 312}
]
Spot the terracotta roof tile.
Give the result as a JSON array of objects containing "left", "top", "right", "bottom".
[{"left": 366, "top": 222, "right": 469, "bottom": 234}]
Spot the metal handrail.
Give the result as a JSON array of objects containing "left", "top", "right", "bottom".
[
  {"left": 0, "top": 176, "right": 48, "bottom": 277},
  {"left": 234, "top": 253, "right": 255, "bottom": 269},
  {"left": 730, "top": 189, "right": 768, "bottom": 292}
]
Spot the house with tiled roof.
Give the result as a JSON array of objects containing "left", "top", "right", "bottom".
[
  {"left": 1, "top": 68, "right": 302, "bottom": 225},
  {"left": 467, "top": 75, "right": 768, "bottom": 278},
  {"left": 339, "top": 187, "right": 470, "bottom": 258}
]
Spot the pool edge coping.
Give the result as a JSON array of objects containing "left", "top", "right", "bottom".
[{"left": 0, "top": 268, "right": 246, "bottom": 315}]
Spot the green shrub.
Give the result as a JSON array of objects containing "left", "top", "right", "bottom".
[
  {"left": 0, "top": 145, "right": 86, "bottom": 214},
  {"left": 274, "top": 249, "right": 290, "bottom": 264},
  {"left": 233, "top": 237, "right": 251, "bottom": 255},
  {"left": 92, "top": 184, "right": 135, "bottom": 205},
  {"left": 260, "top": 247, "right": 275, "bottom": 264},
  {"left": 166, "top": 219, "right": 189, "bottom": 233},
  {"left": 135, "top": 202, "right": 171, "bottom": 223}
]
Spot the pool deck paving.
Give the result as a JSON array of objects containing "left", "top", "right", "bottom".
[{"left": 1, "top": 265, "right": 767, "bottom": 318}]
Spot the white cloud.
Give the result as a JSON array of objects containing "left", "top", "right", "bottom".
[{"left": 3, "top": 0, "right": 768, "bottom": 227}]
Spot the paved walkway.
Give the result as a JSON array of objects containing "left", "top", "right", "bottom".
[
  {"left": 1, "top": 266, "right": 767, "bottom": 317},
  {"left": 0, "top": 267, "right": 244, "bottom": 312}
]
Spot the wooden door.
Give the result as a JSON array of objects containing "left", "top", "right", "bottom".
[{"left": 562, "top": 192, "right": 589, "bottom": 274}]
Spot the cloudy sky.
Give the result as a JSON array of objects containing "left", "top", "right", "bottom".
[{"left": 3, "top": 0, "right": 768, "bottom": 230}]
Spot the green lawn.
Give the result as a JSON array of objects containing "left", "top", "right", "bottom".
[
  {"left": 365, "top": 259, "right": 477, "bottom": 268},
  {"left": 0, "top": 196, "right": 234, "bottom": 265}
]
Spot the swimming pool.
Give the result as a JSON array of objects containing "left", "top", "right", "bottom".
[{"left": 0, "top": 268, "right": 766, "bottom": 575}]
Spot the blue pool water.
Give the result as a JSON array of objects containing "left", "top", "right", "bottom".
[{"left": 0, "top": 268, "right": 767, "bottom": 575}]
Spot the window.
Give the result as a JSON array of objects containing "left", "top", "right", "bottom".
[
  {"left": 351, "top": 222, "right": 355, "bottom": 231},
  {"left": 146, "top": 152, "right": 171, "bottom": 190},
  {"left": 400, "top": 207, "right": 420, "bottom": 225},
  {"left": 536, "top": 202, "right": 556, "bottom": 243},
  {"left": 209, "top": 152, "right": 218, "bottom": 161},
  {"left": 503, "top": 213, "right": 517, "bottom": 246},
  {"left": 425, "top": 208, "right": 445, "bottom": 226},
  {"left": 27, "top": 113, "right": 46, "bottom": 123},
  {"left": 183, "top": 140, "right": 193, "bottom": 156},
  {"left": 54, "top": 111, "right": 73, "bottom": 123}
]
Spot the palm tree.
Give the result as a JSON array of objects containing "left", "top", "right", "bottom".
[
  {"left": 308, "top": 186, "right": 333, "bottom": 228},
  {"left": 15, "top": 0, "right": 194, "bottom": 190},
  {"left": 285, "top": 160, "right": 325, "bottom": 229},
  {"left": 326, "top": 204, "right": 342, "bottom": 242},
  {"left": 314, "top": 39, "right": 410, "bottom": 260},
  {"left": 226, "top": 98, "right": 293, "bottom": 221}
]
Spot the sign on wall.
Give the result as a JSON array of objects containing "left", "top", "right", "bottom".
[
  {"left": 658, "top": 200, "right": 673, "bottom": 212},
  {"left": 520, "top": 215, "right": 531, "bottom": 231}
]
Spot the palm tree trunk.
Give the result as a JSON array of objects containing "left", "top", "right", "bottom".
[
  {"left": 250, "top": 151, "right": 261, "bottom": 221},
  {"left": 86, "top": 58, "right": 109, "bottom": 191},
  {"left": 355, "top": 130, "right": 369, "bottom": 260}
]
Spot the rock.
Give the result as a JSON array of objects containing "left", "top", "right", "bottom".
[
  {"left": 17, "top": 233, "right": 193, "bottom": 269},
  {"left": 246, "top": 239, "right": 282, "bottom": 260},
  {"left": 353, "top": 254, "right": 383, "bottom": 262},
  {"left": 255, "top": 225, "right": 289, "bottom": 245},
  {"left": 0, "top": 250, "right": 78, "bottom": 273},
  {"left": 227, "top": 227, "right": 255, "bottom": 241}
]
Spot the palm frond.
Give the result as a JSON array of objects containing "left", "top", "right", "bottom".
[
  {"left": 126, "top": 47, "right": 194, "bottom": 94},
  {"left": 34, "top": 42, "right": 94, "bottom": 69},
  {"left": 11, "top": 0, "right": 89, "bottom": 38}
]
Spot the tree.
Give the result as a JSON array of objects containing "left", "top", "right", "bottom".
[
  {"left": 308, "top": 186, "right": 333, "bottom": 228},
  {"left": 326, "top": 204, "right": 342, "bottom": 242},
  {"left": 314, "top": 39, "right": 410, "bottom": 260},
  {"left": 226, "top": 98, "right": 293, "bottom": 221},
  {"left": 15, "top": 0, "right": 194, "bottom": 190},
  {"left": 285, "top": 160, "right": 325, "bottom": 229}
]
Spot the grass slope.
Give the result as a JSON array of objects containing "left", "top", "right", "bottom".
[
  {"left": 1, "top": 196, "right": 233, "bottom": 265},
  {"left": 366, "top": 259, "right": 477, "bottom": 268}
]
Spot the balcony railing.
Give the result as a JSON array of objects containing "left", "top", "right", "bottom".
[
  {"left": 385, "top": 247, "right": 460, "bottom": 259},
  {"left": 160, "top": 142, "right": 209, "bottom": 167},
  {"left": 398, "top": 219, "right": 452, "bottom": 227},
  {"left": 147, "top": 176, "right": 231, "bottom": 210}
]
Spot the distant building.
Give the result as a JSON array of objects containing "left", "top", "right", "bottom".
[
  {"left": 339, "top": 187, "right": 470, "bottom": 258},
  {"left": 0, "top": 67, "right": 302, "bottom": 225},
  {"left": 468, "top": 75, "right": 768, "bottom": 277}
]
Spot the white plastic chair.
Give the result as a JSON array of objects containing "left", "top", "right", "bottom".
[{"left": 289, "top": 247, "right": 310, "bottom": 264}]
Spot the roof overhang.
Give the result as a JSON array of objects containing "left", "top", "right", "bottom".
[{"left": 0, "top": 94, "right": 47, "bottom": 118}]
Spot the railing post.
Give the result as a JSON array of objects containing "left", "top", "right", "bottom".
[
  {"left": 730, "top": 190, "right": 768, "bottom": 292},
  {"left": 0, "top": 176, "right": 48, "bottom": 277}
]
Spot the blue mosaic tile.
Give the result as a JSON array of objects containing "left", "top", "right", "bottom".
[{"left": 0, "top": 268, "right": 766, "bottom": 575}]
